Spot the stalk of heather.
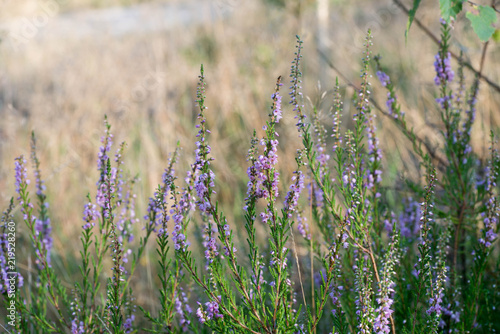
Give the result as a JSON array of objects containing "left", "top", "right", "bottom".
[{"left": 1, "top": 19, "right": 499, "bottom": 334}]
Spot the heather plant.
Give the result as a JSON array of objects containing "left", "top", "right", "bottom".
[{"left": 1, "top": 21, "right": 499, "bottom": 334}]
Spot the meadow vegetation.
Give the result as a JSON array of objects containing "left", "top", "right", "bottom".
[{"left": 1, "top": 0, "right": 499, "bottom": 333}]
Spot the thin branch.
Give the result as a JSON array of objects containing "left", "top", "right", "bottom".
[{"left": 393, "top": 0, "right": 500, "bottom": 94}]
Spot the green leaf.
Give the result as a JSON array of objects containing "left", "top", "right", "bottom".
[
  {"left": 492, "top": 29, "right": 500, "bottom": 42},
  {"left": 466, "top": 5, "right": 498, "bottom": 42},
  {"left": 440, "top": 0, "right": 464, "bottom": 22},
  {"left": 405, "top": 0, "right": 422, "bottom": 42}
]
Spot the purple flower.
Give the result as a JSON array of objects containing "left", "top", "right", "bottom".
[
  {"left": 196, "top": 296, "right": 223, "bottom": 323},
  {"left": 14, "top": 156, "right": 29, "bottom": 197},
  {"left": 71, "top": 320, "right": 84, "bottom": 334},
  {"left": 172, "top": 212, "right": 187, "bottom": 251},
  {"left": 284, "top": 171, "right": 305, "bottom": 218},
  {"left": 175, "top": 289, "right": 192, "bottom": 331},
  {"left": 204, "top": 236, "right": 218, "bottom": 264},
  {"left": 83, "top": 202, "right": 99, "bottom": 229},
  {"left": 433, "top": 52, "right": 454, "bottom": 85},
  {"left": 123, "top": 315, "right": 135, "bottom": 333},
  {"left": 296, "top": 211, "right": 310, "bottom": 240},
  {"left": 271, "top": 91, "right": 283, "bottom": 123},
  {"left": 386, "top": 92, "right": 395, "bottom": 114},
  {"left": 289, "top": 36, "right": 306, "bottom": 131},
  {"left": 374, "top": 231, "right": 400, "bottom": 334},
  {"left": 376, "top": 71, "right": 391, "bottom": 87}
]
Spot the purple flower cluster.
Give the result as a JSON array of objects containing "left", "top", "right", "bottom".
[
  {"left": 83, "top": 202, "right": 99, "bottom": 230},
  {"left": 479, "top": 214, "right": 497, "bottom": 249},
  {"left": 296, "top": 211, "right": 310, "bottom": 240},
  {"left": 246, "top": 135, "right": 280, "bottom": 224},
  {"left": 97, "top": 121, "right": 113, "bottom": 173},
  {"left": 194, "top": 171, "right": 215, "bottom": 213},
  {"left": 71, "top": 320, "right": 84, "bottom": 334},
  {"left": 96, "top": 170, "right": 117, "bottom": 220},
  {"left": 116, "top": 187, "right": 138, "bottom": 244},
  {"left": 123, "top": 314, "right": 135, "bottom": 333},
  {"left": 271, "top": 90, "right": 283, "bottom": 123},
  {"left": 373, "top": 232, "right": 400, "bottom": 334},
  {"left": 398, "top": 198, "right": 422, "bottom": 239},
  {"left": 284, "top": 171, "right": 305, "bottom": 218},
  {"left": 353, "top": 254, "right": 375, "bottom": 334},
  {"left": 70, "top": 295, "right": 84, "bottom": 334},
  {"left": 373, "top": 290, "right": 394, "bottom": 334},
  {"left": 14, "top": 157, "right": 29, "bottom": 199},
  {"left": 175, "top": 288, "right": 192, "bottom": 331},
  {"left": 196, "top": 296, "right": 223, "bottom": 323},
  {"left": 204, "top": 236, "right": 218, "bottom": 264},
  {"left": 34, "top": 214, "right": 52, "bottom": 265},
  {"left": 480, "top": 158, "right": 499, "bottom": 249},
  {"left": 427, "top": 291, "right": 444, "bottom": 316},
  {"left": 366, "top": 115, "right": 382, "bottom": 192},
  {"left": 258, "top": 138, "right": 279, "bottom": 200},
  {"left": 269, "top": 247, "right": 288, "bottom": 270},
  {"left": 172, "top": 210, "right": 187, "bottom": 251},
  {"left": 386, "top": 92, "right": 396, "bottom": 115},
  {"left": 376, "top": 71, "right": 391, "bottom": 87},
  {"left": 0, "top": 235, "right": 24, "bottom": 293},
  {"left": 32, "top": 148, "right": 53, "bottom": 267},
  {"left": 434, "top": 52, "right": 454, "bottom": 85}
]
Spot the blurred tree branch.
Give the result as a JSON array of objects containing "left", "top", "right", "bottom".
[{"left": 393, "top": 0, "right": 500, "bottom": 94}]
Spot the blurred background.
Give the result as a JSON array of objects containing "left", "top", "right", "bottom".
[{"left": 0, "top": 0, "right": 499, "bottom": 311}]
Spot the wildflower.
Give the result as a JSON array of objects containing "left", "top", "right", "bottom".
[
  {"left": 434, "top": 52, "right": 454, "bottom": 85},
  {"left": 296, "top": 211, "right": 310, "bottom": 240},
  {"left": 373, "top": 231, "right": 400, "bottom": 334},
  {"left": 83, "top": 202, "right": 99, "bottom": 229},
  {"left": 123, "top": 315, "right": 135, "bottom": 333},
  {"left": 290, "top": 36, "right": 306, "bottom": 130},
  {"left": 271, "top": 91, "right": 283, "bottom": 123},
  {"left": 175, "top": 288, "right": 192, "bottom": 331},
  {"left": 284, "top": 170, "right": 305, "bottom": 218},
  {"left": 376, "top": 71, "right": 391, "bottom": 87}
]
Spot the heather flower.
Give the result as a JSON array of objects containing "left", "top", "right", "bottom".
[
  {"left": 290, "top": 36, "right": 306, "bottom": 130},
  {"left": 97, "top": 117, "right": 113, "bottom": 174},
  {"left": 373, "top": 230, "right": 400, "bottom": 334},
  {"left": 310, "top": 111, "right": 330, "bottom": 210},
  {"left": 204, "top": 235, "right": 218, "bottom": 264},
  {"left": 354, "top": 253, "right": 375, "bottom": 333},
  {"left": 83, "top": 202, "right": 99, "bottom": 229},
  {"left": 175, "top": 288, "right": 192, "bottom": 331},
  {"left": 296, "top": 211, "right": 310, "bottom": 240},
  {"left": 70, "top": 293, "right": 84, "bottom": 334},
  {"left": 386, "top": 92, "right": 395, "bottom": 114},
  {"left": 376, "top": 70, "right": 390, "bottom": 87},
  {"left": 398, "top": 197, "right": 422, "bottom": 239},
  {"left": 123, "top": 314, "right": 135, "bottom": 333},
  {"left": 171, "top": 211, "right": 187, "bottom": 251},
  {"left": 332, "top": 79, "right": 343, "bottom": 151},
  {"left": 115, "top": 186, "right": 138, "bottom": 243},
  {"left": 433, "top": 52, "right": 454, "bottom": 85},
  {"left": 196, "top": 296, "right": 223, "bottom": 323},
  {"left": 14, "top": 156, "right": 29, "bottom": 198},
  {"left": 480, "top": 141, "right": 499, "bottom": 249},
  {"left": 1, "top": 202, "right": 24, "bottom": 293},
  {"left": 271, "top": 90, "right": 283, "bottom": 123},
  {"left": 366, "top": 114, "right": 382, "bottom": 192},
  {"left": 71, "top": 320, "right": 84, "bottom": 334},
  {"left": 284, "top": 170, "right": 305, "bottom": 218}
]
